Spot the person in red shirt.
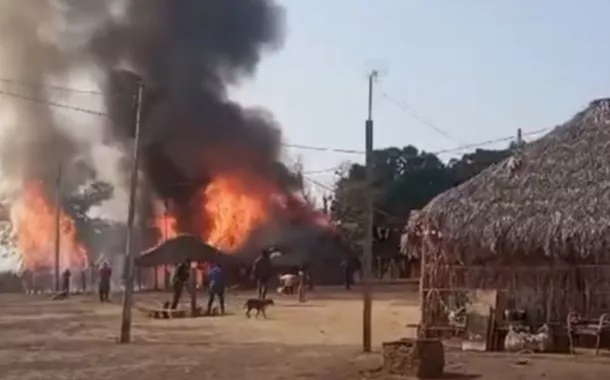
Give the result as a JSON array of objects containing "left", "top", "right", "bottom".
[{"left": 98, "top": 262, "right": 112, "bottom": 302}]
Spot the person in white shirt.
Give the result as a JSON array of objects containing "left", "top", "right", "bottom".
[{"left": 277, "top": 272, "right": 297, "bottom": 295}]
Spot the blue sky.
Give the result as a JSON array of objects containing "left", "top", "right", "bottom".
[{"left": 233, "top": 0, "right": 610, "bottom": 196}]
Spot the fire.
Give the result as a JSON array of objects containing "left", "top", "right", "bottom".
[
  {"left": 151, "top": 172, "right": 332, "bottom": 253},
  {"left": 198, "top": 172, "right": 278, "bottom": 252},
  {"left": 154, "top": 203, "right": 179, "bottom": 241},
  {"left": 13, "top": 182, "right": 88, "bottom": 271}
]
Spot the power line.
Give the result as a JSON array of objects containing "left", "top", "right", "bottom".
[
  {"left": 380, "top": 90, "right": 460, "bottom": 143},
  {"left": 0, "top": 84, "right": 553, "bottom": 159},
  {"left": 283, "top": 143, "right": 363, "bottom": 155},
  {"left": 0, "top": 89, "right": 109, "bottom": 117},
  {"left": 432, "top": 127, "right": 550, "bottom": 155},
  {"left": 0, "top": 77, "right": 130, "bottom": 98},
  {"left": 302, "top": 175, "right": 400, "bottom": 220},
  {"left": 285, "top": 127, "right": 551, "bottom": 157},
  {"left": 302, "top": 167, "right": 340, "bottom": 175}
]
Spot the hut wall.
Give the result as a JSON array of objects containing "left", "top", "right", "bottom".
[{"left": 421, "top": 260, "right": 610, "bottom": 329}]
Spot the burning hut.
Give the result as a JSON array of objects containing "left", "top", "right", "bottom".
[
  {"left": 136, "top": 235, "right": 245, "bottom": 267},
  {"left": 409, "top": 99, "right": 610, "bottom": 330},
  {"left": 135, "top": 235, "right": 249, "bottom": 289}
]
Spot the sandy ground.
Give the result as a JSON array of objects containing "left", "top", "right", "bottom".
[{"left": 1, "top": 284, "right": 610, "bottom": 379}]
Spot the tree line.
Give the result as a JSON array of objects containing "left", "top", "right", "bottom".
[{"left": 327, "top": 142, "right": 523, "bottom": 257}]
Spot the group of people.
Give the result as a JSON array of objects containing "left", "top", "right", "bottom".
[
  {"left": 57, "top": 261, "right": 112, "bottom": 302},
  {"left": 169, "top": 247, "right": 299, "bottom": 314}
]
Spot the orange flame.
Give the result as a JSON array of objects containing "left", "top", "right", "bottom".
[
  {"left": 198, "top": 173, "right": 279, "bottom": 252},
  {"left": 13, "top": 182, "right": 88, "bottom": 271},
  {"left": 154, "top": 205, "right": 179, "bottom": 241},
  {"left": 151, "top": 171, "right": 331, "bottom": 253}
]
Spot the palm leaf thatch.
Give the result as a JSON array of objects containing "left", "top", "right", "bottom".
[
  {"left": 135, "top": 235, "right": 246, "bottom": 267},
  {"left": 411, "top": 99, "right": 610, "bottom": 328},
  {"left": 412, "top": 98, "right": 610, "bottom": 264}
]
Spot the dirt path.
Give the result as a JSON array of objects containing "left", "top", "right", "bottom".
[{"left": 0, "top": 286, "right": 609, "bottom": 379}]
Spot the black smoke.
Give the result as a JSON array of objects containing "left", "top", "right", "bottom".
[
  {"left": 0, "top": 0, "right": 311, "bottom": 267},
  {"left": 89, "top": 0, "right": 287, "bottom": 237}
]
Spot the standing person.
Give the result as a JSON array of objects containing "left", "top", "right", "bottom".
[
  {"left": 297, "top": 265, "right": 306, "bottom": 303},
  {"left": 170, "top": 260, "right": 191, "bottom": 309},
  {"left": 341, "top": 258, "right": 353, "bottom": 290},
  {"left": 98, "top": 262, "right": 112, "bottom": 302},
  {"left": 252, "top": 248, "right": 273, "bottom": 300},
  {"left": 61, "top": 268, "right": 72, "bottom": 295},
  {"left": 206, "top": 263, "right": 226, "bottom": 315}
]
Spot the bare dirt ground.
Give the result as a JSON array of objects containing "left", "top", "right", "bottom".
[{"left": 1, "top": 284, "right": 609, "bottom": 379}]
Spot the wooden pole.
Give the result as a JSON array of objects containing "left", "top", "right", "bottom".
[
  {"left": 164, "top": 198, "right": 169, "bottom": 241},
  {"left": 54, "top": 165, "right": 62, "bottom": 292},
  {"left": 190, "top": 267, "right": 197, "bottom": 316},
  {"left": 153, "top": 266, "right": 159, "bottom": 290},
  {"left": 119, "top": 83, "right": 145, "bottom": 344},
  {"left": 362, "top": 70, "right": 377, "bottom": 352},
  {"left": 419, "top": 236, "right": 427, "bottom": 337},
  {"left": 81, "top": 270, "right": 86, "bottom": 293}
]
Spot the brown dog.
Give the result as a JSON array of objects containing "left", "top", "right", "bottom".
[{"left": 243, "top": 298, "right": 274, "bottom": 318}]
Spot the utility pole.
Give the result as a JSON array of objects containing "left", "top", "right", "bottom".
[
  {"left": 119, "top": 83, "right": 145, "bottom": 344},
  {"left": 54, "top": 164, "right": 62, "bottom": 292},
  {"left": 362, "top": 70, "right": 378, "bottom": 352}
]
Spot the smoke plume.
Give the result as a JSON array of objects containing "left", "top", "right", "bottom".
[
  {"left": 91, "top": 0, "right": 287, "bottom": 234},
  {"left": 0, "top": 0, "right": 291, "bottom": 262}
]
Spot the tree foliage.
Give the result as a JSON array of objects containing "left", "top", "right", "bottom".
[
  {"left": 330, "top": 144, "right": 516, "bottom": 252},
  {"left": 64, "top": 181, "right": 125, "bottom": 262}
]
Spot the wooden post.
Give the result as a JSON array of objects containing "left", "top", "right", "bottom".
[
  {"left": 54, "top": 165, "right": 62, "bottom": 292},
  {"left": 164, "top": 265, "right": 169, "bottom": 290},
  {"left": 419, "top": 237, "right": 427, "bottom": 337},
  {"left": 81, "top": 271, "right": 86, "bottom": 293},
  {"left": 298, "top": 268, "right": 306, "bottom": 303},
  {"left": 190, "top": 267, "right": 197, "bottom": 316},
  {"left": 90, "top": 265, "right": 95, "bottom": 295},
  {"left": 119, "top": 83, "right": 144, "bottom": 344},
  {"left": 153, "top": 266, "right": 159, "bottom": 290}
]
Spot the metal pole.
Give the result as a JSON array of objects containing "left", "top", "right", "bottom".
[
  {"left": 54, "top": 165, "right": 62, "bottom": 292},
  {"left": 119, "top": 83, "right": 144, "bottom": 344},
  {"left": 362, "top": 70, "right": 377, "bottom": 352}
]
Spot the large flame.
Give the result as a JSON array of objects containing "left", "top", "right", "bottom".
[
  {"left": 198, "top": 173, "right": 279, "bottom": 252},
  {"left": 152, "top": 171, "right": 331, "bottom": 253},
  {"left": 154, "top": 201, "right": 179, "bottom": 241},
  {"left": 13, "top": 182, "right": 88, "bottom": 271}
]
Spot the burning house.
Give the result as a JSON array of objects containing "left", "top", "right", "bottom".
[{"left": 0, "top": 0, "right": 339, "bottom": 287}]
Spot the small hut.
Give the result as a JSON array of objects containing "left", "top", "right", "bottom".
[
  {"left": 409, "top": 99, "right": 610, "bottom": 330},
  {"left": 135, "top": 235, "right": 248, "bottom": 289}
]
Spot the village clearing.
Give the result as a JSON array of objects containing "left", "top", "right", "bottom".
[{"left": 1, "top": 285, "right": 609, "bottom": 379}]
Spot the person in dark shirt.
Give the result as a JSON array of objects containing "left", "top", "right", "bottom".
[
  {"left": 252, "top": 248, "right": 273, "bottom": 300},
  {"left": 341, "top": 257, "right": 359, "bottom": 290},
  {"left": 61, "top": 269, "right": 71, "bottom": 295},
  {"left": 170, "top": 260, "right": 191, "bottom": 309},
  {"left": 98, "top": 262, "right": 112, "bottom": 302},
  {"left": 206, "top": 263, "right": 226, "bottom": 315}
]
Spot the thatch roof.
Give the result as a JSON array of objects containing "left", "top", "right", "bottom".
[
  {"left": 411, "top": 99, "right": 610, "bottom": 263},
  {"left": 271, "top": 252, "right": 311, "bottom": 268},
  {"left": 135, "top": 235, "right": 246, "bottom": 267}
]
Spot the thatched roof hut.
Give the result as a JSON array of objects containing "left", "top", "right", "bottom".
[
  {"left": 410, "top": 99, "right": 610, "bottom": 328},
  {"left": 135, "top": 235, "right": 246, "bottom": 267}
]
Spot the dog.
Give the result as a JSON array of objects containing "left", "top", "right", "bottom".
[{"left": 243, "top": 298, "right": 274, "bottom": 318}]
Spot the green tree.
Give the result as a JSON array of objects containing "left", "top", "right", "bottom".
[{"left": 329, "top": 143, "right": 517, "bottom": 258}]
